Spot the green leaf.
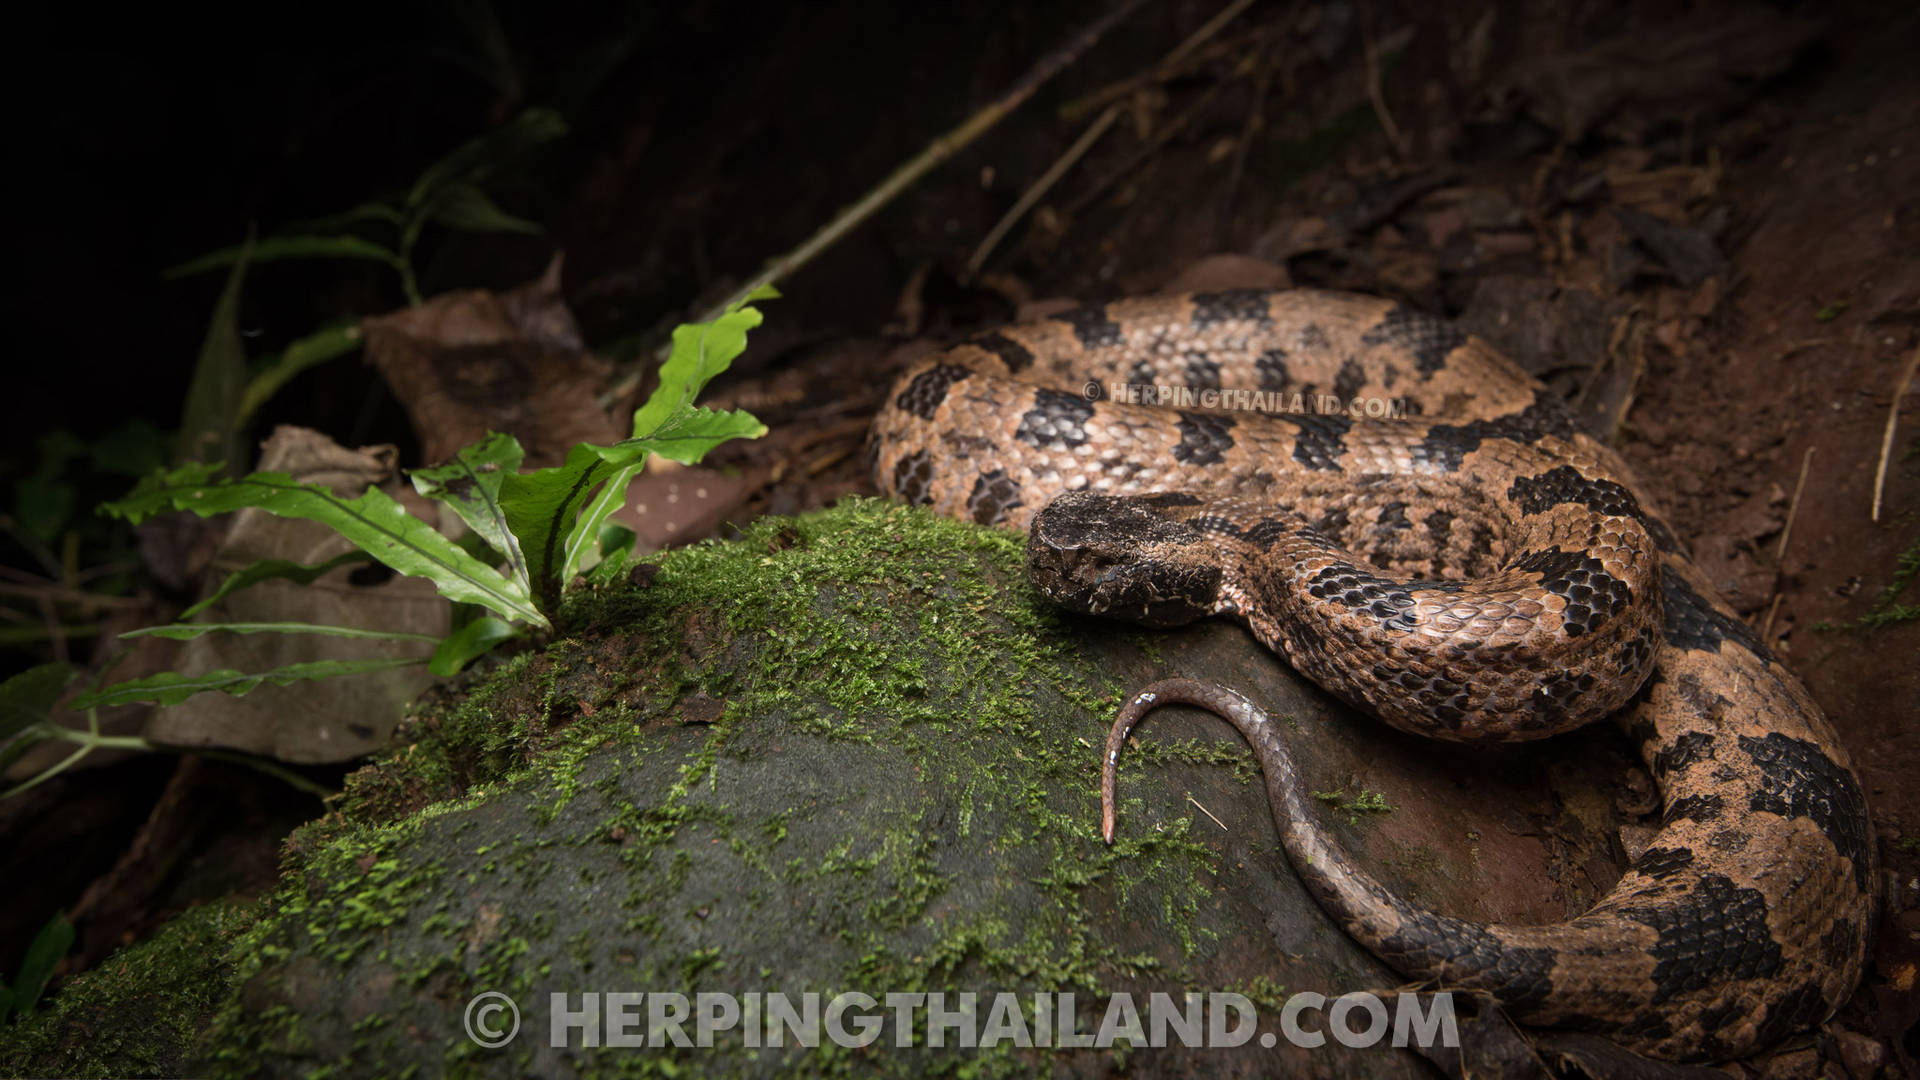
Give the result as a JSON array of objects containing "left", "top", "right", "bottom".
[
  {"left": 0, "top": 664, "right": 74, "bottom": 742},
  {"left": 179, "top": 550, "right": 374, "bottom": 621},
  {"left": 633, "top": 289, "right": 776, "bottom": 439},
  {"left": 10, "top": 915, "right": 74, "bottom": 1016},
  {"left": 70, "top": 658, "right": 427, "bottom": 711},
  {"left": 12, "top": 474, "right": 74, "bottom": 545},
  {"left": 237, "top": 322, "right": 365, "bottom": 429},
  {"left": 426, "top": 182, "right": 544, "bottom": 234},
  {"left": 585, "top": 523, "right": 638, "bottom": 586},
  {"left": 430, "top": 617, "right": 519, "bottom": 676},
  {"left": 495, "top": 443, "right": 639, "bottom": 614},
  {"left": 633, "top": 404, "right": 767, "bottom": 465},
  {"left": 163, "top": 234, "right": 403, "bottom": 279},
  {"left": 176, "top": 233, "right": 252, "bottom": 467},
  {"left": 406, "top": 107, "right": 568, "bottom": 211},
  {"left": 281, "top": 200, "right": 406, "bottom": 234},
  {"left": 492, "top": 292, "right": 774, "bottom": 603},
  {"left": 101, "top": 466, "right": 547, "bottom": 629},
  {"left": 555, "top": 459, "right": 644, "bottom": 587},
  {"left": 408, "top": 432, "right": 531, "bottom": 593},
  {"left": 89, "top": 418, "right": 170, "bottom": 478},
  {"left": 119, "top": 622, "right": 440, "bottom": 644}
]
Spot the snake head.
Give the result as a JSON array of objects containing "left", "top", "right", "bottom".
[{"left": 1026, "top": 491, "right": 1222, "bottom": 627}]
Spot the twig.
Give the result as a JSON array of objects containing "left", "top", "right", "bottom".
[
  {"left": 1872, "top": 346, "right": 1919, "bottom": 522},
  {"left": 1187, "top": 793, "right": 1228, "bottom": 832},
  {"left": 0, "top": 581, "right": 145, "bottom": 611},
  {"left": 692, "top": 0, "right": 1150, "bottom": 327},
  {"left": 967, "top": 105, "right": 1122, "bottom": 278},
  {"left": 1059, "top": 0, "right": 1262, "bottom": 122},
  {"left": 1215, "top": 44, "right": 1274, "bottom": 248},
  {"left": 35, "top": 589, "right": 67, "bottom": 667},
  {"left": 1777, "top": 445, "right": 1815, "bottom": 561},
  {"left": 1362, "top": 14, "right": 1409, "bottom": 158},
  {"left": 972, "top": 0, "right": 1271, "bottom": 278},
  {"left": 1760, "top": 592, "right": 1784, "bottom": 642},
  {"left": 602, "top": 0, "right": 1151, "bottom": 407},
  {"left": 1063, "top": 77, "right": 1233, "bottom": 219}
]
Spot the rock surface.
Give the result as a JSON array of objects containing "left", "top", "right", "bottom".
[{"left": 3, "top": 500, "right": 1637, "bottom": 1078}]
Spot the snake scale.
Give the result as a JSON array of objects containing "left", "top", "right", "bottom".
[{"left": 864, "top": 288, "right": 1874, "bottom": 1063}]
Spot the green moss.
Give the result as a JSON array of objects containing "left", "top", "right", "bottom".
[
  {"left": 1311, "top": 787, "right": 1395, "bottom": 825},
  {"left": 0, "top": 902, "right": 257, "bottom": 1078}
]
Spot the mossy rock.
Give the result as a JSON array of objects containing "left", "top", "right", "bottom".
[{"left": 3, "top": 499, "right": 1632, "bottom": 1078}]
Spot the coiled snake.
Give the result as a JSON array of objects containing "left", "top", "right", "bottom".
[{"left": 866, "top": 289, "right": 1873, "bottom": 1063}]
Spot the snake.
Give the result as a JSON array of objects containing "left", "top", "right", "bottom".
[{"left": 864, "top": 288, "right": 1874, "bottom": 1063}]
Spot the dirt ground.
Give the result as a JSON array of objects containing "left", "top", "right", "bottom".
[{"left": 4, "top": 0, "right": 1917, "bottom": 1075}]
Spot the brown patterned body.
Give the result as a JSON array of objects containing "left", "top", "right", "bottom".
[{"left": 866, "top": 289, "right": 1873, "bottom": 1061}]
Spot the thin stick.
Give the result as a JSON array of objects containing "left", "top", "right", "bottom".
[
  {"left": 1187, "top": 793, "right": 1228, "bottom": 832},
  {"left": 1063, "top": 77, "right": 1233, "bottom": 219},
  {"left": 602, "top": 0, "right": 1151, "bottom": 407},
  {"left": 1760, "top": 592, "right": 1784, "bottom": 642},
  {"left": 693, "top": 0, "right": 1151, "bottom": 327},
  {"left": 1776, "top": 445, "right": 1815, "bottom": 561},
  {"left": 966, "top": 105, "right": 1121, "bottom": 278},
  {"left": 972, "top": 0, "right": 1268, "bottom": 278},
  {"left": 1871, "top": 346, "right": 1919, "bottom": 522},
  {"left": 1059, "top": 0, "right": 1261, "bottom": 122},
  {"left": 1215, "top": 46, "right": 1273, "bottom": 249},
  {"left": 1363, "top": 17, "right": 1409, "bottom": 158}
]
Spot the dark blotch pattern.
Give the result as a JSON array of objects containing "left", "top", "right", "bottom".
[
  {"left": 1508, "top": 465, "right": 1647, "bottom": 522},
  {"left": 1190, "top": 289, "right": 1277, "bottom": 328},
  {"left": 1666, "top": 793, "right": 1724, "bottom": 825},
  {"left": 1654, "top": 732, "right": 1717, "bottom": 778},
  {"left": 1182, "top": 288, "right": 1274, "bottom": 326},
  {"left": 1051, "top": 303, "right": 1124, "bottom": 349},
  {"left": 892, "top": 450, "right": 933, "bottom": 506},
  {"left": 1508, "top": 546, "right": 1633, "bottom": 637},
  {"left": 1305, "top": 562, "right": 1460, "bottom": 632},
  {"left": 1244, "top": 519, "right": 1291, "bottom": 548},
  {"left": 1644, "top": 515, "right": 1683, "bottom": 555},
  {"left": 966, "top": 469, "right": 1022, "bottom": 526},
  {"left": 896, "top": 364, "right": 971, "bottom": 420},
  {"left": 1360, "top": 304, "right": 1468, "bottom": 373},
  {"left": 1662, "top": 570, "right": 1775, "bottom": 663},
  {"left": 1015, "top": 389, "right": 1095, "bottom": 450},
  {"left": 968, "top": 331, "right": 1034, "bottom": 374},
  {"left": 1632, "top": 846, "right": 1696, "bottom": 880},
  {"left": 1740, "top": 733, "right": 1872, "bottom": 892},
  {"left": 1255, "top": 348, "right": 1290, "bottom": 391},
  {"left": 1752, "top": 981, "right": 1833, "bottom": 1050},
  {"left": 1334, "top": 358, "right": 1366, "bottom": 403},
  {"left": 1376, "top": 501, "right": 1411, "bottom": 531},
  {"left": 1185, "top": 515, "right": 1244, "bottom": 537},
  {"left": 1281, "top": 413, "right": 1353, "bottom": 471},
  {"left": 1379, "top": 917, "right": 1558, "bottom": 1015},
  {"left": 1620, "top": 874, "right": 1782, "bottom": 1004},
  {"left": 1136, "top": 492, "right": 1203, "bottom": 508},
  {"left": 1819, "top": 919, "right": 1858, "bottom": 969},
  {"left": 1531, "top": 667, "right": 1600, "bottom": 714},
  {"left": 1173, "top": 412, "right": 1236, "bottom": 466},
  {"left": 1411, "top": 399, "right": 1579, "bottom": 472},
  {"left": 1183, "top": 352, "right": 1222, "bottom": 389}
]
